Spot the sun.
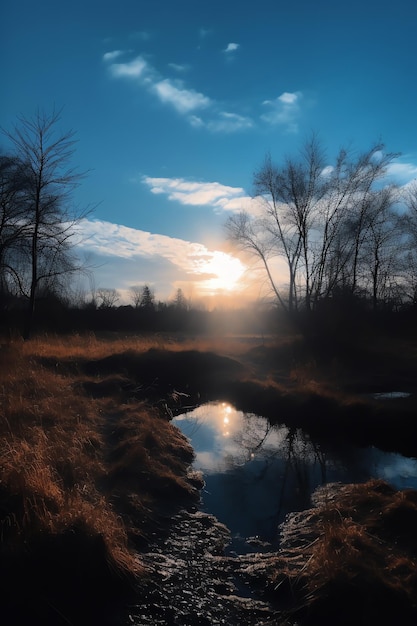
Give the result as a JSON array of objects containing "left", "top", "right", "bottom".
[{"left": 200, "top": 251, "right": 246, "bottom": 293}]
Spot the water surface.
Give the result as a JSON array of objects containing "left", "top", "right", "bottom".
[{"left": 174, "top": 402, "right": 417, "bottom": 551}]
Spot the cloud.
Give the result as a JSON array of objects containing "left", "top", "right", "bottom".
[
  {"left": 103, "top": 49, "right": 252, "bottom": 133},
  {"left": 102, "top": 50, "right": 124, "bottom": 62},
  {"left": 104, "top": 52, "right": 211, "bottom": 116},
  {"left": 152, "top": 79, "right": 211, "bottom": 113},
  {"left": 261, "top": 91, "right": 303, "bottom": 132},
  {"left": 224, "top": 43, "right": 239, "bottom": 53},
  {"left": 109, "top": 56, "right": 148, "bottom": 78},
  {"left": 386, "top": 161, "right": 417, "bottom": 184},
  {"left": 168, "top": 62, "right": 189, "bottom": 73},
  {"left": 75, "top": 218, "right": 221, "bottom": 269},
  {"left": 320, "top": 165, "right": 334, "bottom": 177},
  {"left": 73, "top": 218, "right": 248, "bottom": 298},
  {"left": 206, "top": 112, "right": 253, "bottom": 133},
  {"left": 142, "top": 176, "right": 250, "bottom": 213},
  {"left": 189, "top": 112, "right": 253, "bottom": 133},
  {"left": 278, "top": 92, "right": 298, "bottom": 105},
  {"left": 189, "top": 115, "right": 205, "bottom": 128}
]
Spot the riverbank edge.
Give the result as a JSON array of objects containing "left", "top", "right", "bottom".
[
  {"left": 2, "top": 335, "right": 417, "bottom": 624},
  {"left": 124, "top": 478, "right": 417, "bottom": 625}
]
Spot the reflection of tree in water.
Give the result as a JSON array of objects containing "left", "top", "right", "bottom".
[
  {"left": 228, "top": 417, "right": 331, "bottom": 531},
  {"left": 227, "top": 413, "right": 275, "bottom": 464},
  {"left": 174, "top": 404, "right": 417, "bottom": 546},
  {"left": 277, "top": 428, "right": 328, "bottom": 518}
]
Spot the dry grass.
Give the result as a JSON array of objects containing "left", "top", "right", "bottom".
[
  {"left": 274, "top": 480, "right": 417, "bottom": 624},
  {"left": 0, "top": 333, "right": 203, "bottom": 623},
  {"left": 2, "top": 331, "right": 417, "bottom": 623},
  {"left": 19, "top": 330, "right": 278, "bottom": 361}
]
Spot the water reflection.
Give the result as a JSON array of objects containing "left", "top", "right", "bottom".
[{"left": 174, "top": 402, "right": 417, "bottom": 551}]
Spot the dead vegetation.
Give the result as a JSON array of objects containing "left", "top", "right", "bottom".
[
  {"left": 0, "top": 335, "right": 201, "bottom": 624},
  {"left": 269, "top": 480, "right": 417, "bottom": 624},
  {"left": 1, "top": 331, "right": 417, "bottom": 624}
]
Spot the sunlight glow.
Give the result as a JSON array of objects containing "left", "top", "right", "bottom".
[
  {"left": 199, "top": 251, "right": 246, "bottom": 294},
  {"left": 219, "top": 402, "right": 235, "bottom": 437}
]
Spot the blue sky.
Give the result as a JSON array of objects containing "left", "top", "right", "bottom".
[{"left": 2, "top": 0, "right": 417, "bottom": 305}]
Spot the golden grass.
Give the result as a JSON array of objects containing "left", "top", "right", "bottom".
[
  {"left": 0, "top": 345, "right": 133, "bottom": 562},
  {"left": 274, "top": 480, "right": 417, "bottom": 623},
  {"left": 16, "top": 330, "right": 287, "bottom": 362},
  {"left": 1, "top": 330, "right": 417, "bottom": 622},
  {"left": 0, "top": 333, "right": 204, "bottom": 621}
]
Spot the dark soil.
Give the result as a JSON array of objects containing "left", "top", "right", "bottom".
[
  {"left": 119, "top": 480, "right": 417, "bottom": 626},
  {"left": 43, "top": 345, "right": 417, "bottom": 457}
]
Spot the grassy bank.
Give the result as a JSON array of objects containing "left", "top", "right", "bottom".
[
  {"left": 269, "top": 480, "right": 417, "bottom": 625},
  {"left": 1, "top": 330, "right": 417, "bottom": 624},
  {"left": 0, "top": 334, "right": 202, "bottom": 624}
]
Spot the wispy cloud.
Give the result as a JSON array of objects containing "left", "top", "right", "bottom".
[
  {"left": 190, "top": 111, "right": 253, "bottom": 133},
  {"left": 261, "top": 91, "right": 303, "bottom": 132},
  {"left": 168, "top": 62, "right": 189, "bottom": 73},
  {"left": 103, "top": 49, "right": 252, "bottom": 133},
  {"left": 142, "top": 176, "right": 251, "bottom": 213},
  {"left": 102, "top": 50, "right": 125, "bottom": 62},
  {"left": 224, "top": 42, "right": 239, "bottom": 53},
  {"left": 207, "top": 112, "right": 253, "bottom": 133},
  {"left": 105, "top": 53, "right": 211, "bottom": 117}
]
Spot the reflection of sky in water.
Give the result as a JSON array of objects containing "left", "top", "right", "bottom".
[
  {"left": 174, "top": 403, "right": 417, "bottom": 551},
  {"left": 175, "top": 402, "right": 289, "bottom": 472}
]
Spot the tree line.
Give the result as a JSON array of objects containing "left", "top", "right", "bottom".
[
  {"left": 227, "top": 135, "right": 417, "bottom": 315},
  {"left": 2, "top": 111, "right": 417, "bottom": 339}
]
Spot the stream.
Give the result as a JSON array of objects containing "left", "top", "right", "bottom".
[{"left": 173, "top": 401, "right": 417, "bottom": 553}]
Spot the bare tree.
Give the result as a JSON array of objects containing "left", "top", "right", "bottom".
[
  {"left": 0, "top": 154, "right": 29, "bottom": 300},
  {"left": 129, "top": 284, "right": 155, "bottom": 309},
  {"left": 358, "top": 186, "right": 400, "bottom": 310},
  {"left": 399, "top": 182, "right": 417, "bottom": 304},
  {"left": 2, "top": 109, "right": 88, "bottom": 337},
  {"left": 227, "top": 136, "right": 327, "bottom": 312},
  {"left": 129, "top": 285, "right": 143, "bottom": 308},
  {"left": 96, "top": 287, "right": 119, "bottom": 309},
  {"left": 227, "top": 137, "right": 399, "bottom": 313}
]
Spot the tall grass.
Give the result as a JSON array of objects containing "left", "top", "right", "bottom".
[
  {"left": 0, "top": 334, "right": 201, "bottom": 623},
  {"left": 274, "top": 480, "right": 417, "bottom": 624}
]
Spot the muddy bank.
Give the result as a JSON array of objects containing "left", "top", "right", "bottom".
[
  {"left": 8, "top": 338, "right": 415, "bottom": 624},
  {"left": 73, "top": 347, "right": 417, "bottom": 458},
  {"left": 124, "top": 480, "right": 417, "bottom": 626}
]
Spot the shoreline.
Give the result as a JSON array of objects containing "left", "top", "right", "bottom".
[{"left": 1, "top": 333, "right": 417, "bottom": 624}]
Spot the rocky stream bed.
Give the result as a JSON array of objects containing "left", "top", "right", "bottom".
[
  {"left": 119, "top": 480, "right": 417, "bottom": 626},
  {"left": 125, "top": 508, "right": 287, "bottom": 625}
]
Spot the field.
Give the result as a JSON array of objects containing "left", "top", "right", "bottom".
[{"left": 1, "top": 330, "right": 417, "bottom": 624}]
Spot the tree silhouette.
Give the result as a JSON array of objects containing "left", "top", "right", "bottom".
[
  {"left": 173, "top": 287, "right": 188, "bottom": 310},
  {"left": 227, "top": 137, "right": 399, "bottom": 313},
  {"left": 1, "top": 110, "right": 88, "bottom": 338},
  {"left": 139, "top": 284, "right": 155, "bottom": 310}
]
